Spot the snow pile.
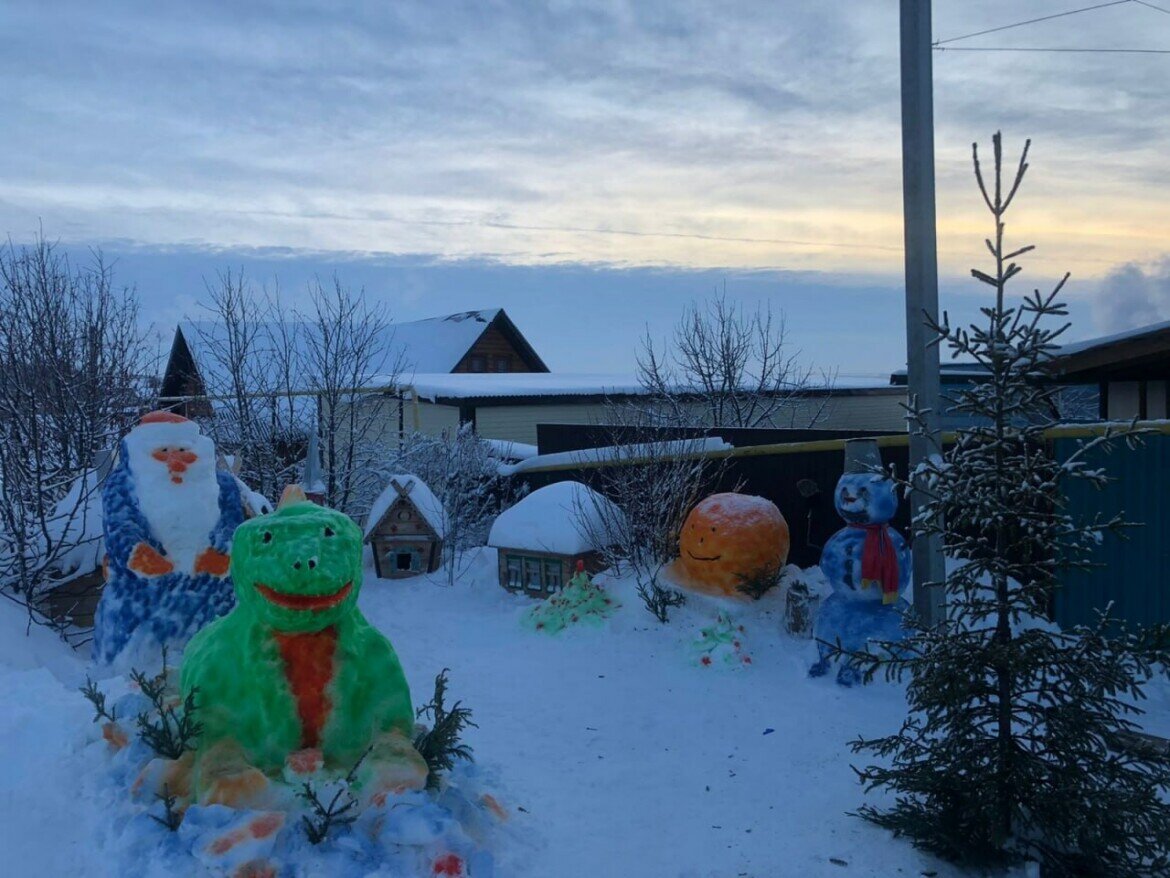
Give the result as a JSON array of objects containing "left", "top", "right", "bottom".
[
  {"left": 13, "top": 545, "right": 1168, "bottom": 875},
  {"left": 364, "top": 473, "right": 448, "bottom": 540},
  {"left": 487, "top": 481, "right": 621, "bottom": 555},
  {"left": 232, "top": 476, "right": 272, "bottom": 517},
  {"left": 86, "top": 707, "right": 510, "bottom": 878},
  {"left": 45, "top": 468, "right": 105, "bottom": 580}
]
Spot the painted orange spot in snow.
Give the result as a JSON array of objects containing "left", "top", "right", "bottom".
[
  {"left": 234, "top": 861, "right": 278, "bottom": 878},
  {"left": 249, "top": 812, "right": 284, "bottom": 839},
  {"left": 481, "top": 793, "right": 508, "bottom": 821},
  {"left": 102, "top": 721, "right": 129, "bottom": 750},
  {"left": 208, "top": 830, "right": 244, "bottom": 856},
  {"left": 286, "top": 748, "right": 323, "bottom": 775}
]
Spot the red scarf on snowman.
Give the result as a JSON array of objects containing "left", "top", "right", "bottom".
[{"left": 848, "top": 523, "right": 900, "bottom": 604}]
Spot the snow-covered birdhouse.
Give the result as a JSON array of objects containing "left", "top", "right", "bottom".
[
  {"left": 487, "top": 480, "right": 622, "bottom": 596},
  {"left": 363, "top": 474, "right": 447, "bottom": 579}
]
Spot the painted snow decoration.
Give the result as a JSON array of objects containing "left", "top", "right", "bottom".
[
  {"left": 181, "top": 487, "right": 426, "bottom": 805},
  {"left": 810, "top": 439, "right": 911, "bottom": 686},
  {"left": 487, "top": 480, "right": 622, "bottom": 556},
  {"left": 89, "top": 673, "right": 506, "bottom": 877},
  {"left": 667, "top": 493, "right": 790, "bottom": 597},
  {"left": 522, "top": 561, "right": 619, "bottom": 634},
  {"left": 93, "top": 411, "right": 245, "bottom": 664},
  {"left": 691, "top": 611, "right": 753, "bottom": 669}
]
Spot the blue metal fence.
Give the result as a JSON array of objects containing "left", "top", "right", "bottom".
[{"left": 1053, "top": 431, "right": 1170, "bottom": 629}]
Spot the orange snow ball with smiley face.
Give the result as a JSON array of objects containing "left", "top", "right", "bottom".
[{"left": 670, "top": 493, "right": 790, "bottom": 597}]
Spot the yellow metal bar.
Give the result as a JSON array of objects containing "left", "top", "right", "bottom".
[{"left": 513, "top": 420, "right": 1170, "bottom": 475}]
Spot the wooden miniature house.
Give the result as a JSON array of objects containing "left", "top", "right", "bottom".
[
  {"left": 363, "top": 475, "right": 447, "bottom": 579},
  {"left": 487, "top": 481, "right": 619, "bottom": 596}
]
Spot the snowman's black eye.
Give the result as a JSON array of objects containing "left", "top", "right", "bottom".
[
  {"left": 324, "top": 526, "right": 335, "bottom": 537},
  {"left": 262, "top": 531, "right": 272, "bottom": 543}
]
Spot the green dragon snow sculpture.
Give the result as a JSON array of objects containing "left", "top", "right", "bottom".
[{"left": 181, "top": 487, "right": 424, "bottom": 805}]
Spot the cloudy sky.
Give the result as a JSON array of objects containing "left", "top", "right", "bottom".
[{"left": 2, "top": 1, "right": 1168, "bottom": 376}]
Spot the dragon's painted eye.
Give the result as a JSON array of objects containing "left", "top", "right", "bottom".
[
  {"left": 262, "top": 531, "right": 273, "bottom": 543},
  {"left": 324, "top": 526, "right": 335, "bottom": 537}
]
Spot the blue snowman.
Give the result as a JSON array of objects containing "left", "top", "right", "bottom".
[{"left": 809, "top": 439, "right": 911, "bottom": 686}]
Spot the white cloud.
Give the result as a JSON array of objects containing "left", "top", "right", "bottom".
[
  {"left": 1094, "top": 257, "right": 1170, "bottom": 333},
  {"left": 0, "top": 1, "right": 1167, "bottom": 280}
]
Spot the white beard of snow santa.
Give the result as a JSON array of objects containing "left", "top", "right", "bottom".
[{"left": 125, "top": 412, "right": 222, "bottom": 575}]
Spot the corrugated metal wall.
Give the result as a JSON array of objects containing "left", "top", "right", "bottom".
[{"left": 1053, "top": 433, "right": 1170, "bottom": 629}]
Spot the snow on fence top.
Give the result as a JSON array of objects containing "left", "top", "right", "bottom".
[
  {"left": 482, "top": 438, "right": 539, "bottom": 461},
  {"left": 487, "top": 481, "right": 623, "bottom": 556},
  {"left": 498, "top": 436, "right": 733, "bottom": 476},
  {"left": 363, "top": 474, "right": 448, "bottom": 540}
]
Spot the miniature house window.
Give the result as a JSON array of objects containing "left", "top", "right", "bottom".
[
  {"left": 396, "top": 508, "right": 411, "bottom": 521},
  {"left": 494, "top": 356, "right": 510, "bottom": 372},
  {"left": 469, "top": 355, "right": 487, "bottom": 372},
  {"left": 524, "top": 557, "right": 543, "bottom": 591},
  {"left": 506, "top": 555, "right": 523, "bottom": 588},
  {"left": 543, "top": 559, "right": 563, "bottom": 591}
]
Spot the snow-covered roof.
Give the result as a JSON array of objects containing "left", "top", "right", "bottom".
[
  {"left": 363, "top": 473, "right": 448, "bottom": 540},
  {"left": 367, "top": 372, "right": 648, "bottom": 401},
  {"left": 498, "top": 437, "right": 732, "bottom": 476},
  {"left": 367, "top": 372, "right": 890, "bottom": 401},
  {"left": 487, "top": 481, "right": 623, "bottom": 555},
  {"left": 174, "top": 308, "right": 538, "bottom": 394},
  {"left": 1056, "top": 320, "right": 1170, "bottom": 357}
]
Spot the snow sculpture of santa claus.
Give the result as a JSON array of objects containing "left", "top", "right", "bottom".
[{"left": 93, "top": 411, "right": 245, "bottom": 664}]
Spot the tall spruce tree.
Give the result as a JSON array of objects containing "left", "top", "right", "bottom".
[{"left": 841, "top": 134, "right": 1170, "bottom": 876}]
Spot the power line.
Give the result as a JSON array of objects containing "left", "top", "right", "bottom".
[
  {"left": 1133, "top": 0, "right": 1170, "bottom": 14},
  {"left": 935, "top": 46, "right": 1170, "bottom": 54},
  {"left": 478, "top": 219, "right": 907, "bottom": 252},
  {"left": 933, "top": 1, "right": 1136, "bottom": 46}
]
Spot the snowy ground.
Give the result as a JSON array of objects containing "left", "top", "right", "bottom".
[{"left": 3, "top": 552, "right": 1170, "bottom": 877}]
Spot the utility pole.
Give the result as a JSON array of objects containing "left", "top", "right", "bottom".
[{"left": 900, "top": 0, "right": 946, "bottom": 625}]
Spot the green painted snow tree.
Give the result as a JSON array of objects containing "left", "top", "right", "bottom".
[{"left": 840, "top": 134, "right": 1170, "bottom": 876}]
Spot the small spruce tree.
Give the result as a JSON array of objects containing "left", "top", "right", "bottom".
[{"left": 840, "top": 133, "right": 1170, "bottom": 876}]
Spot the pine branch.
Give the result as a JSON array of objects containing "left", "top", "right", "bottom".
[
  {"left": 150, "top": 783, "right": 182, "bottom": 832},
  {"left": 413, "top": 669, "right": 477, "bottom": 789},
  {"left": 79, "top": 676, "right": 117, "bottom": 724},
  {"left": 129, "top": 649, "right": 201, "bottom": 760},
  {"left": 297, "top": 746, "right": 371, "bottom": 845}
]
